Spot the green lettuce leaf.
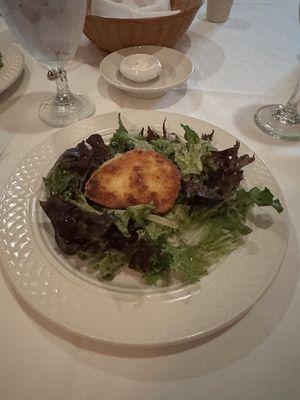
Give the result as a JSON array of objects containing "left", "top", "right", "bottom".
[
  {"left": 108, "top": 114, "right": 136, "bottom": 155},
  {"left": 174, "top": 142, "right": 207, "bottom": 175},
  {"left": 126, "top": 204, "right": 155, "bottom": 225},
  {"left": 230, "top": 187, "right": 283, "bottom": 214},
  {"left": 43, "top": 167, "right": 78, "bottom": 199},
  {"left": 181, "top": 124, "right": 200, "bottom": 149},
  {"left": 137, "top": 221, "right": 173, "bottom": 241},
  {"left": 173, "top": 125, "right": 215, "bottom": 175},
  {"left": 69, "top": 192, "right": 103, "bottom": 214},
  {"left": 89, "top": 249, "right": 128, "bottom": 281},
  {"left": 159, "top": 209, "right": 243, "bottom": 283},
  {"left": 109, "top": 114, "right": 153, "bottom": 155},
  {"left": 109, "top": 204, "right": 155, "bottom": 237},
  {"left": 145, "top": 205, "right": 190, "bottom": 230},
  {"left": 150, "top": 137, "right": 178, "bottom": 159},
  {"left": 142, "top": 246, "right": 172, "bottom": 285},
  {"left": 163, "top": 238, "right": 239, "bottom": 283}
]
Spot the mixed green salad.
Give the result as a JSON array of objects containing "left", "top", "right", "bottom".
[{"left": 41, "top": 115, "right": 283, "bottom": 285}]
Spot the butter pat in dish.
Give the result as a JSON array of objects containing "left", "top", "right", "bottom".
[{"left": 119, "top": 53, "right": 162, "bottom": 83}]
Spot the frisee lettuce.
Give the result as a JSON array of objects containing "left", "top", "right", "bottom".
[{"left": 88, "top": 249, "right": 128, "bottom": 281}]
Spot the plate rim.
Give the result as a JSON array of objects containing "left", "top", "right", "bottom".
[
  {"left": 0, "top": 40, "right": 24, "bottom": 94},
  {"left": 0, "top": 110, "right": 289, "bottom": 347}
]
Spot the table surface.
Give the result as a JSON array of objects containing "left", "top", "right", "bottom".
[{"left": 1, "top": 1, "right": 300, "bottom": 399}]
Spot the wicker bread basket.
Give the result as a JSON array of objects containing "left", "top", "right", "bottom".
[{"left": 84, "top": 0, "right": 203, "bottom": 53}]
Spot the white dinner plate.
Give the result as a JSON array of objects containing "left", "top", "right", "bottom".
[
  {"left": 0, "top": 40, "right": 24, "bottom": 94},
  {"left": 0, "top": 111, "right": 288, "bottom": 347},
  {"left": 100, "top": 46, "right": 194, "bottom": 98}
]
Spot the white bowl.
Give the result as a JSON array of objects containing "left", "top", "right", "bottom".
[
  {"left": 119, "top": 53, "right": 162, "bottom": 83},
  {"left": 100, "top": 45, "right": 194, "bottom": 99}
]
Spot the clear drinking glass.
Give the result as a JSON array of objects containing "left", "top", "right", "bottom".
[
  {"left": 0, "top": 0, "right": 95, "bottom": 127},
  {"left": 254, "top": 4, "right": 300, "bottom": 140},
  {"left": 254, "top": 80, "right": 300, "bottom": 141}
]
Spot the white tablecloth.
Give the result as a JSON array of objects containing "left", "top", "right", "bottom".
[{"left": 1, "top": 1, "right": 300, "bottom": 399}]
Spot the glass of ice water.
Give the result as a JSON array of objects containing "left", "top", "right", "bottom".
[{"left": 0, "top": 0, "right": 95, "bottom": 127}]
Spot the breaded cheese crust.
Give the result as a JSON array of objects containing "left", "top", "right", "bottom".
[{"left": 85, "top": 149, "right": 181, "bottom": 214}]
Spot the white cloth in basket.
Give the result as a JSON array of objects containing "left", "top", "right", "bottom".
[{"left": 91, "top": 0, "right": 180, "bottom": 18}]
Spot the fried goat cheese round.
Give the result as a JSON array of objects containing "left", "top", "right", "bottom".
[{"left": 85, "top": 149, "right": 181, "bottom": 214}]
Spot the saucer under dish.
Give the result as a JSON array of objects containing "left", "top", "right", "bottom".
[{"left": 100, "top": 45, "right": 194, "bottom": 99}]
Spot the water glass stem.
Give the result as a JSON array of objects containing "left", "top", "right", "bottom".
[
  {"left": 273, "top": 79, "right": 300, "bottom": 124},
  {"left": 48, "top": 67, "right": 72, "bottom": 104}
]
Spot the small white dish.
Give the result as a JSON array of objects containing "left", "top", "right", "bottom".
[
  {"left": 0, "top": 40, "right": 24, "bottom": 94},
  {"left": 119, "top": 53, "right": 162, "bottom": 83},
  {"left": 100, "top": 46, "right": 194, "bottom": 99}
]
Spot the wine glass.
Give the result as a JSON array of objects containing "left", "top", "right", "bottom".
[
  {"left": 254, "top": 4, "right": 300, "bottom": 140},
  {"left": 254, "top": 80, "right": 300, "bottom": 141},
  {"left": 0, "top": 0, "right": 95, "bottom": 127}
]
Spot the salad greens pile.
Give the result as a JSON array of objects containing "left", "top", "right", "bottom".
[{"left": 41, "top": 115, "right": 283, "bottom": 285}]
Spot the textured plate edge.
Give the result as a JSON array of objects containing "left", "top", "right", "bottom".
[{"left": 0, "top": 41, "right": 24, "bottom": 94}]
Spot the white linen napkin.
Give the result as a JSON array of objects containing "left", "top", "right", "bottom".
[{"left": 91, "top": 0, "right": 181, "bottom": 18}]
